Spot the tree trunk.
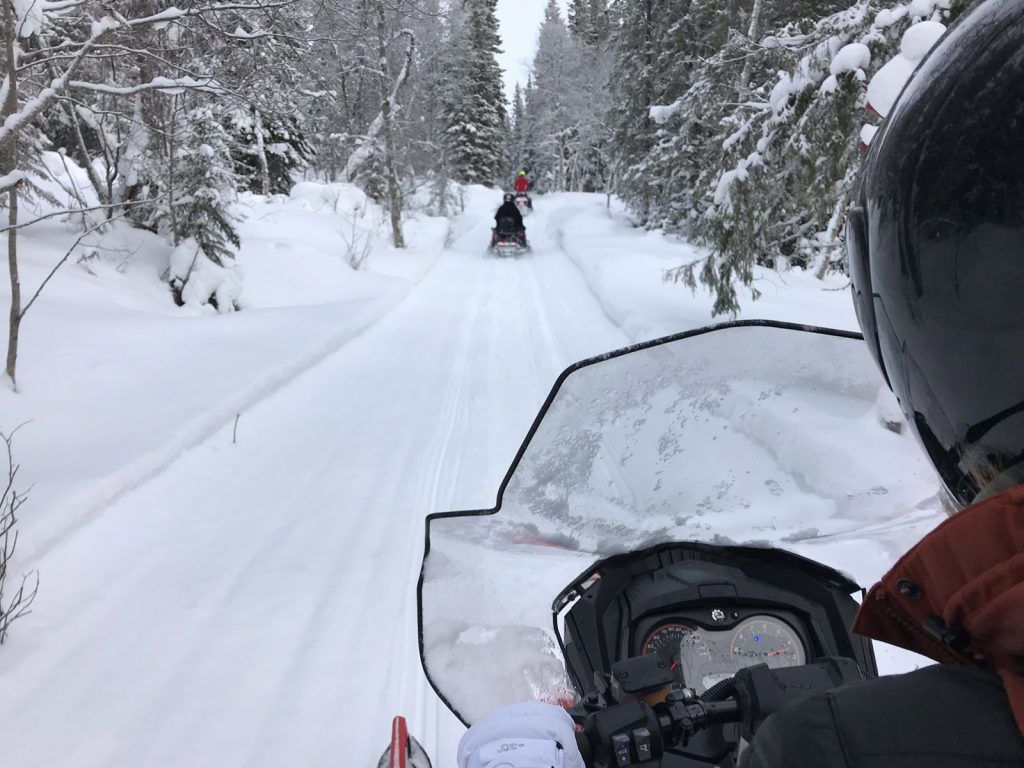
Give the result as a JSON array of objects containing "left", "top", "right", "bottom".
[
  {"left": 3, "top": 0, "right": 21, "bottom": 388},
  {"left": 738, "top": 0, "right": 764, "bottom": 92},
  {"left": 167, "top": 95, "right": 180, "bottom": 245},
  {"left": 61, "top": 96, "right": 109, "bottom": 212},
  {"left": 5, "top": 186, "right": 19, "bottom": 389},
  {"left": 253, "top": 107, "right": 271, "bottom": 196},
  {"left": 374, "top": 3, "right": 407, "bottom": 249}
]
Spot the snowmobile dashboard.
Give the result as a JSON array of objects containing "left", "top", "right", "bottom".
[
  {"left": 552, "top": 541, "right": 877, "bottom": 767},
  {"left": 636, "top": 610, "right": 808, "bottom": 695}
]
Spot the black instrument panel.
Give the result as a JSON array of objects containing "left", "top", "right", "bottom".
[{"left": 636, "top": 609, "right": 809, "bottom": 693}]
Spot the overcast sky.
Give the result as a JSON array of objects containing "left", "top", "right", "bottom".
[{"left": 495, "top": 0, "right": 571, "bottom": 101}]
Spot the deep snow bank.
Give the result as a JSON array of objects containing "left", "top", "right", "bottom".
[
  {"left": 547, "top": 192, "right": 858, "bottom": 341},
  {"left": 1, "top": 162, "right": 449, "bottom": 562}
]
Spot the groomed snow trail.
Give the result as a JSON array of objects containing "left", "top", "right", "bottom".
[{"left": 0, "top": 194, "right": 631, "bottom": 768}]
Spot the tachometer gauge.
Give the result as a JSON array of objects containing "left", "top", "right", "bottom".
[
  {"left": 641, "top": 623, "right": 711, "bottom": 688},
  {"left": 641, "top": 623, "right": 708, "bottom": 657},
  {"left": 729, "top": 616, "right": 805, "bottom": 668}
]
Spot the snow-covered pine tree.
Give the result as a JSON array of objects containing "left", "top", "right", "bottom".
[
  {"left": 671, "top": 0, "right": 970, "bottom": 314},
  {"left": 507, "top": 84, "right": 528, "bottom": 179},
  {"left": 516, "top": 76, "right": 543, "bottom": 189},
  {"left": 608, "top": 0, "right": 694, "bottom": 219},
  {"left": 569, "top": 0, "right": 611, "bottom": 46},
  {"left": 605, "top": 0, "right": 970, "bottom": 315},
  {"left": 161, "top": 104, "right": 242, "bottom": 311},
  {"left": 526, "top": 0, "right": 579, "bottom": 192},
  {"left": 523, "top": 0, "right": 612, "bottom": 193},
  {"left": 442, "top": 0, "right": 507, "bottom": 185},
  {"left": 585, "top": 0, "right": 611, "bottom": 45},
  {"left": 228, "top": 109, "right": 314, "bottom": 196},
  {"left": 565, "top": 1, "right": 614, "bottom": 192}
]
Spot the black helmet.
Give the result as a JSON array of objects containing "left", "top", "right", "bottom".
[
  {"left": 848, "top": 0, "right": 1024, "bottom": 508},
  {"left": 503, "top": 193, "right": 515, "bottom": 203}
]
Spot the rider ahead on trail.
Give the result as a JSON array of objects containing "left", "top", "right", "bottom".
[
  {"left": 494, "top": 193, "right": 524, "bottom": 235},
  {"left": 514, "top": 171, "right": 529, "bottom": 194}
]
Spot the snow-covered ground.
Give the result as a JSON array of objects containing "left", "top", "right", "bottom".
[{"left": 0, "top": 183, "right": 942, "bottom": 767}]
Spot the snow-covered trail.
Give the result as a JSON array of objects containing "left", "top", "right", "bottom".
[{"left": 0, "top": 195, "right": 631, "bottom": 767}]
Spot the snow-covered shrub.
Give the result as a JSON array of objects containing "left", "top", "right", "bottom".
[
  {"left": 159, "top": 105, "right": 242, "bottom": 309},
  {"left": 168, "top": 239, "right": 242, "bottom": 312}
]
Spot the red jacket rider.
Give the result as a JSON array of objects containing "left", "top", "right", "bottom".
[{"left": 514, "top": 172, "right": 529, "bottom": 194}]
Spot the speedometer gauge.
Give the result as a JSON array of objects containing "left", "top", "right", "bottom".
[{"left": 729, "top": 616, "right": 805, "bottom": 668}]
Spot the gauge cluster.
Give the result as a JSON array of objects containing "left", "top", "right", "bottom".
[{"left": 638, "top": 612, "right": 807, "bottom": 693}]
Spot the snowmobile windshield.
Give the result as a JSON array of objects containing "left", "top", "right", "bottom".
[{"left": 419, "top": 322, "right": 939, "bottom": 725}]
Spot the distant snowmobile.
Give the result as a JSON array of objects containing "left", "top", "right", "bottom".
[{"left": 514, "top": 192, "right": 531, "bottom": 217}]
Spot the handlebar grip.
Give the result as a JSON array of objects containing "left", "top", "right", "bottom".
[{"left": 733, "top": 657, "right": 864, "bottom": 741}]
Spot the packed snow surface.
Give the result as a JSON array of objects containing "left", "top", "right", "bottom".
[{"left": 0, "top": 184, "right": 942, "bottom": 767}]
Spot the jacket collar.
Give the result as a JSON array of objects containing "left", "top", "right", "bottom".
[{"left": 853, "top": 486, "right": 1024, "bottom": 736}]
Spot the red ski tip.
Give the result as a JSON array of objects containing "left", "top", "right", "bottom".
[{"left": 377, "top": 715, "right": 433, "bottom": 768}]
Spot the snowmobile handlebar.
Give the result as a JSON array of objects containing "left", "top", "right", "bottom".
[{"left": 575, "top": 656, "right": 863, "bottom": 767}]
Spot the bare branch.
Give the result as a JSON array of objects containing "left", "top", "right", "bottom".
[
  {"left": 0, "top": 197, "right": 162, "bottom": 233},
  {"left": 19, "top": 214, "right": 126, "bottom": 320},
  {"left": 0, "top": 426, "right": 38, "bottom": 646}
]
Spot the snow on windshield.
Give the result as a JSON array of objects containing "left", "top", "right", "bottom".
[{"left": 421, "top": 324, "right": 939, "bottom": 723}]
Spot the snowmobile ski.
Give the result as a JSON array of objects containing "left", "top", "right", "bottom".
[{"left": 376, "top": 716, "right": 433, "bottom": 768}]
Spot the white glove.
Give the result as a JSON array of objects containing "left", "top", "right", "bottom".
[{"left": 457, "top": 702, "right": 586, "bottom": 768}]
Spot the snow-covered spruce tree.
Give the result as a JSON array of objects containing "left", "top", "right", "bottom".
[
  {"left": 607, "top": 0, "right": 696, "bottom": 218},
  {"left": 565, "top": 5, "right": 614, "bottom": 193},
  {"left": 631, "top": 0, "right": 970, "bottom": 315},
  {"left": 525, "top": 0, "right": 579, "bottom": 192},
  {"left": 522, "top": 0, "right": 613, "bottom": 193},
  {"left": 227, "top": 109, "right": 314, "bottom": 196},
  {"left": 507, "top": 84, "right": 529, "bottom": 179},
  {"left": 569, "top": 0, "right": 611, "bottom": 47},
  {"left": 442, "top": 0, "right": 507, "bottom": 185},
  {"left": 159, "top": 104, "right": 242, "bottom": 311}
]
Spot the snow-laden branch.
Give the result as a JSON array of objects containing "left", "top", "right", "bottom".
[
  {"left": 68, "top": 75, "right": 223, "bottom": 96},
  {"left": 0, "top": 0, "right": 296, "bottom": 153},
  {"left": 0, "top": 171, "right": 26, "bottom": 195}
]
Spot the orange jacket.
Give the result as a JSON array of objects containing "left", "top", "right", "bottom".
[{"left": 853, "top": 486, "right": 1024, "bottom": 736}]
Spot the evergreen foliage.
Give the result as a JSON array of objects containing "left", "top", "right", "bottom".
[
  {"left": 607, "top": 0, "right": 971, "bottom": 314},
  {"left": 161, "top": 105, "right": 241, "bottom": 307},
  {"left": 3, "top": 0, "right": 978, "bottom": 320},
  {"left": 227, "top": 110, "right": 314, "bottom": 197},
  {"left": 442, "top": 0, "right": 508, "bottom": 185},
  {"left": 519, "top": 0, "right": 613, "bottom": 193}
]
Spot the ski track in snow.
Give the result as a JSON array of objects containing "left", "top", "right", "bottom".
[{"left": 0, "top": 194, "right": 634, "bottom": 768}]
